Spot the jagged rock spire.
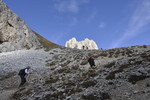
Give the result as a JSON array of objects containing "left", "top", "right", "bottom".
[{"left": 65, "top": 37, "right": 99, "bottom": 50}]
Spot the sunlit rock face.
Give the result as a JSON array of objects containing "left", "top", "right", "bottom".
[
  {"left": 65, "top": 37, "right": 99, "bottom": 50},
  {"left": 0, "top": 1, "right": 60, "bottom": 53},
  {"left": 0, "top": 0, "right": 42, "bottom": 52}
]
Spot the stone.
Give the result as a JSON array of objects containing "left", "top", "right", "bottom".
[{"left": 65, "top": 37, "right": 99, "bottom": 50}]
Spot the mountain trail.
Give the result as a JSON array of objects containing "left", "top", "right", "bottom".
[{"left": 0, "top": 88, "right": 17, "bottom": 100}]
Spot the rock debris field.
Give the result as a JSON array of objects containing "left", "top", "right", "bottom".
[{"left": 0, "top": 45, "right": 150, "bottom": 100}]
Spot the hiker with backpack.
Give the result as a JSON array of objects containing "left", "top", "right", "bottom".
[
  {"left": 88, "top": 56, "right": 96, "bottom": 68},
  {"left": 18, "top": 66, "right": 31, "bottom": 87}
]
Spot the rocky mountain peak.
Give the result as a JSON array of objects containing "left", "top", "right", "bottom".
[
  {"left": 0, "top": 0, "right": 59, "bottom": 53},
  {"left": 1, "top": 1, "right": 150, "bottom": 100},
  {"left": 65, "top": 37, "right": 99, "bottom": 50}
]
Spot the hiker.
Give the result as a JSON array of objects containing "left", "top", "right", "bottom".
[
  {"left": 83, "top": 46, "right": 85, "bottom": 49},
  {"left": 88, "top": 57, "right": 95, "bottom": 68},
  {"left": 18, "top": 66, "right": 31, "bottom": 87}
]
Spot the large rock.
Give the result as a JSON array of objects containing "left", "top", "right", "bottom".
[
  {"left": 0, "top": 0, "right": 59, "bottom": 52},
  {"left": 65, "top": 37, "right": 99, "bottom": 50}
]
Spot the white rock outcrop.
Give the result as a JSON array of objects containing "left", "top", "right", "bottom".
[{"left": 65, "top": 37, "right": 99, "bottom": 50}]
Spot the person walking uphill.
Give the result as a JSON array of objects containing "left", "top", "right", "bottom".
[
  {"left": 18, "top": 66, "right": 31, "bottom": 87},
  {"left": 88, "top": 57, "right": 95, "bottom": 68}
]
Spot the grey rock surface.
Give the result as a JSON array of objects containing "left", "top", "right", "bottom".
[
  {"left": 0, "top": 0, "right": 150, "bottom": 100},
  {"left": 0, "top": 45, "right": 150, "bottom": 100},
  {"left": 0, "top": 0, "right": 59, "bottom": 53}
]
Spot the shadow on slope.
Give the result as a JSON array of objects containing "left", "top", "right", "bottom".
[{"left": 33, "top": 31, "right": 61, "bottom": 50}]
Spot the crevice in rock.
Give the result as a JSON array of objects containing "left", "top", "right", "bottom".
[
  {"left": 0, "top": 40, "right": 9, "bottom": 44},
  {"left": 0, "top": 40, "right": 3, "bottom": 44},
  {"left": 7, "top": 21, "right": 14, "bottom": 27}
]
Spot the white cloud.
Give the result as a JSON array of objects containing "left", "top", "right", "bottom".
[
  {"left": 54, "top": 0, "right": 90, "bottom": 13},
  {"left": 112, "top": 0, "right": 150, "bottom": 48},
  {"left": 98, "top": 22, "right": 106, "bottom": 28}
]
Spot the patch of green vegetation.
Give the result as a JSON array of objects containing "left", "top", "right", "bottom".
[
  {"left": 44, "top": 94, "right": 52, "bottom": 100},
  {"left": 134, "top": 61, "right": 143, "bottom": 65},
  {"left": 81, "top": 92, "right": 111, "bottom": 100},
  {"left": 143, "top": 45, "right": 147, "bottom": 48},
  {"left": 56, "top": 68, "right": 64, "bottom": 73},
  {"left": 81, "top": 93, "right": 99, "bottom": 100},
  {"left": 89, "top": 71, "right": 98, "bottom": 77},
  {"left": 108, "top": 51, "right": 114, "bottom": 58},
  {"left": 71, "top": 64, "right": 79, "bottom": 70},
  {"left": 80, "top": 60, "right": 88, "bottom": 65},
  {"left": 45, "top": 85, "right": 82, "bottom": 99},
  {"left": 108, "top": 81, "right": 114, "bottom": 85},
  {"left": 53, "top": 55, "right": 59, "bottom": 59},
  {"left": 45, "top": 59, "right": 51, "bottom": 62},
  {"left": 82, "top": 69, "right": 98, "bottom": 78},
  {"left": 18, "top": 87, "right": 26, "bottom": 91},
  {"left": 126, "top": 49, "right": 133, "bottom": 56},
  {"left": 128, "top": 75, "right": 150, "bottom": 84},
  {"left": 99, "top": 52, "right": 108, "bottom": 57},
  {"left": 45, "top": 78, "right": 59, "bottom": 85},
  {"left": 60, "top": 60, "right": 71, "bottom": 67},
  {"left": 115, "top": 50, "right": 120, "bottom": 55},
  {"left": 44, "top": 91, "right": 64, "bottom": 100},
  {"left": 128, "top": 59, "right": 135, "bottom": 62},
  {"left": 45, "top": 62, "right": 56, "bottom": 66},
  {"left": 64, "top": 87, "right": 83, "bottom": 96},
  {"left": 24, "top": 89, "right": 33, "bottom": 96},
  {"left": 81, "top": 80, "right": 97, "bottom": 88},
  {"left": 69, "top": 88, "right": 83, "bottom": 95},
  {"left": 57, "top": 67, "right": 68, "bottom": 73},
  {"left": 106, "top": 64, "right": 130, "bottom": 80},
  {"left": 88, "top": 53, "right": 93, "bottom": 57},
  {"left": 74, "top": 55, "right": 82, "bottom": 60},
  {"left": 61, "top": 58, "right": 66, "bottom": 62},
  {"left": 34, "top": 31, "right": 60, "bottom": 51},
  {"left": 104, "top": 61, "right": 116, "bottom": 68},
  {"left": 140, "top": 51, "right": 150, "bottom": 62},
  {"left": 101, "top": 92, "right": 111, "bottom": 100},
  {"left": 0, "top": 72, "right": 16, "bottom": 81},
  {"left": 12, "top": 91, "right": 23, "bottom": 100},
  {"left": 49, "top": 52, "right": 54, "bottom": 54},
  {"left": 25, "top": 45, "right": 30, "bottom": 50},
  {"left": 64, "top": 81, "right": 76, "bottom": 88}
]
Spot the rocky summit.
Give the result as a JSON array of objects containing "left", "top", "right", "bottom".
[
  {"left": 0, "top": 0, "right": 150, "bottom": 100},
  {"left": 65, "top": 37, "right": 99, "bottom": 50},
  {"left": 0, "top": 0, "right": 59, "bottom": 53}
]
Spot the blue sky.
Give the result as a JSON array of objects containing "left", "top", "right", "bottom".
[{"left": 3, "top": 0, "right": 150, "bottom": 49}]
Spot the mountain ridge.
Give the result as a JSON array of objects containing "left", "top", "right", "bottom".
[
  {"left": 0, "top": 0, "right": 60, "bottom": 53},
  {"left": 0, "top": 45, "right": 150, "bottom": 100},
  {"left": 0, "top": 0, "right": 150, "bottom": 100}
]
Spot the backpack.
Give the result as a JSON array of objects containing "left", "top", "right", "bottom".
[{"left": 18, "top": 69, "right": 25, "bottom": 75}]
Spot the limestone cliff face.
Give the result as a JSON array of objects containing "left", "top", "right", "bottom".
[
  {"left": 65, "top": 37, "right": 99, "bottom": 50},
  {"left": 0, "top": 0, "right": 59, "bottom": 52}
]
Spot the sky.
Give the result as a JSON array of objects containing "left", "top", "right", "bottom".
[{"left": 3, "top": 0, "right": 150, "bottom": 49}]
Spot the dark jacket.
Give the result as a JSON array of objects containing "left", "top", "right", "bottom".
[{"left": 88, "top": 57, "right": 95, "bottom": 67}]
